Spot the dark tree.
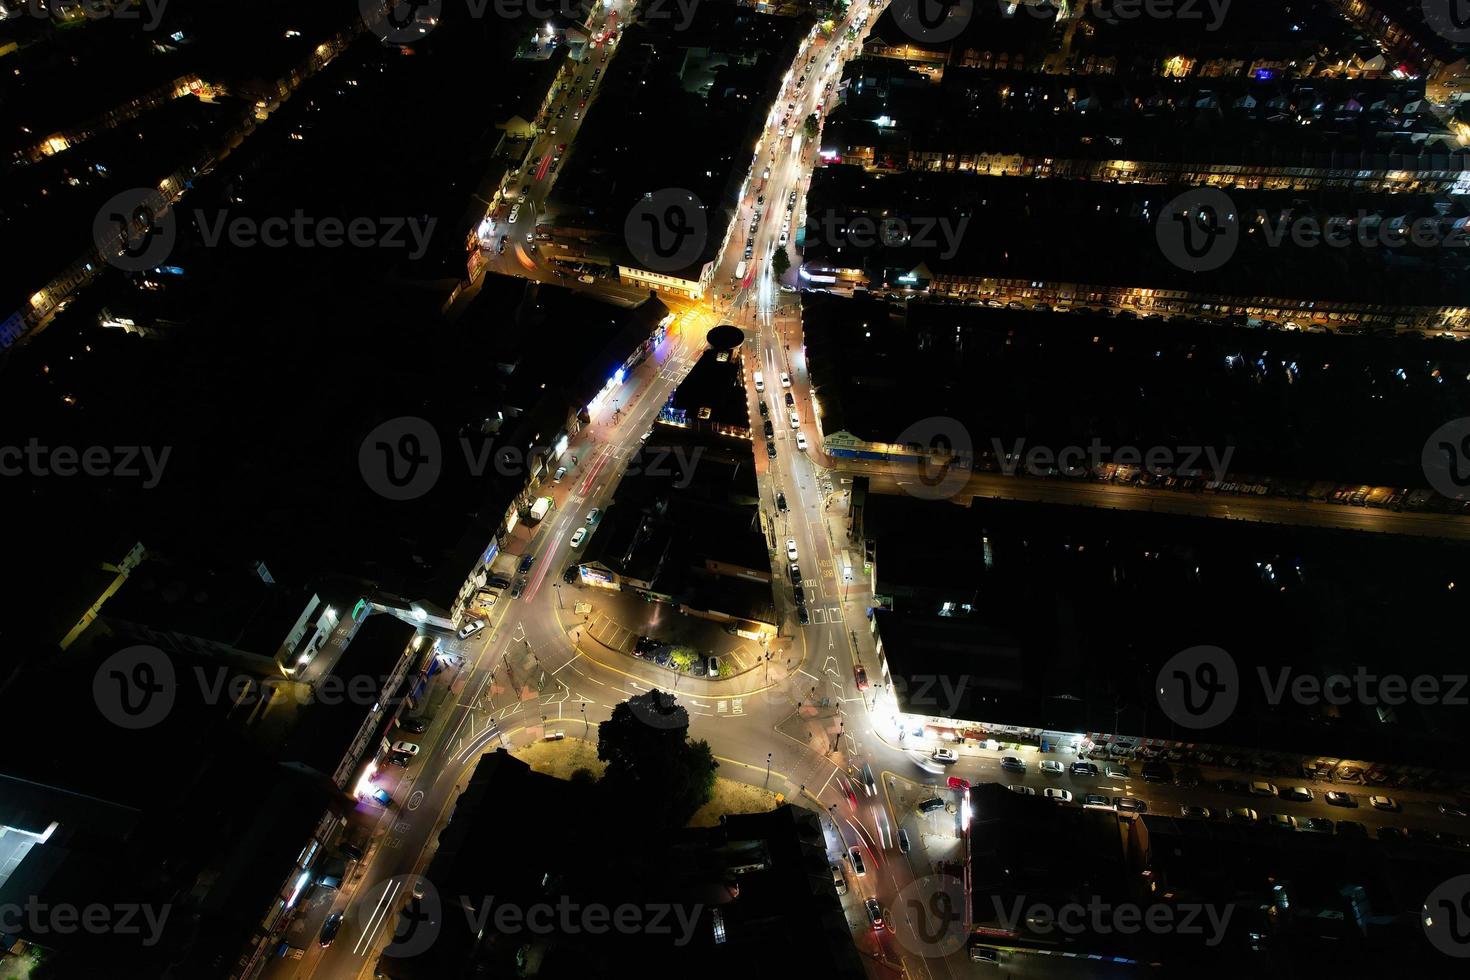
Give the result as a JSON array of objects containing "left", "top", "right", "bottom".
[
  {"left": 597, "top": 690, "right": 718, "bottom": 829},
  {"left": 772, "top": 247, "right": 792, "bottom": 278}
]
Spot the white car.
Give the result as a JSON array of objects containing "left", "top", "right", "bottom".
[
  {"left": 778, "top": 232, "right": 788, "bottom": 247},
  {"left": 931, "top": 747, "right": 958, "bottom": 763},
  {"left": 1043, "top": 788, "right": 1073, "bottom": 803},
  {"left": 391, "top": 741, "right": 419, "bottom": 757},
  {"left": 457, "top": 619, "right": 486, "bottom": 640},
  {"left": 786, "top": 538, "right": 798, "bottom": 561},
  {"left": 1039, "top": 760, "right": 1064, "bottom": 775},
  {"left": 789, "top": 411, "right": 800, "bottom": 429},
  {"left": 508, "top": 206, "right": 520, "bottom": 223},
  {"left": 1006, "top": 785, "right": 1036, "bottom": 796},
  {"left": 780, "top": 372, "right": 791, "bottom": 388},
  {"left": 570, "top": 527, "right": 588, "bottom": 548},
  {"left": 795, "top": 431, "right": 808, "bottom": 451}
]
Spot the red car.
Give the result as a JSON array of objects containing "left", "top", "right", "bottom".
[
  {"left": 947, "top": 776, "right": 970, "bottom": 790},
  {"left": 557, "top": 143, "right": 567, "bottom": 153},
  {"left": 854, "top": 665, "right": 869, "bottom": 690}
]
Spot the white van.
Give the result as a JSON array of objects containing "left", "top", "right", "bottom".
[{"left": 753, "top": 371, "right": 765, "bottom": 393}]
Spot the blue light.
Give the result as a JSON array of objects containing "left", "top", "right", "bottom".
[{"left": 613, "top": 367, "right": 626, "bottom": 385}]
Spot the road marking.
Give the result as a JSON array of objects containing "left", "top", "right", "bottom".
[
  {"left": 732, "top": 698, "right": 744, "bottom": 715},
  {"left": 717, "top": 700, "right": 728, "bottom": 713}
]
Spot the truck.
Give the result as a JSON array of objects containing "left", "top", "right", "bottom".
[
  {"left": 528, "top": 495, "right": 554, "bottom": 524},
  {"left": 734, "top": 260, "right": 747, "bottom": 280}
]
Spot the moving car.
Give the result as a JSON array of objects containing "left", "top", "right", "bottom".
[
  {"left": 786, "top": 538, "right": 798, "bottom": 561},
  {"left": 775, "top": 491, "right": 787, "bottom": 512},
  {"left": 319, "top": 911, "right": 344, "bottom": 948},
  {"left": 932, "top": 747, "right": 958, "bottom": 764},
  {"left": 1039, "top": 760, "right": 1064, "bottom": 775},
  {"left": 570, "top": 527, "right": 588, "bottom": 548},
  {"left": 391, "top": 741, "right": 419, "bottom": 756},
  {"left": 854, "top": 665, "right": 869, "bottom": 690},
  {"left": 457, "top": 619, "right": 486, "bottom": 640},
  {"left": 861, "top": 762, "right": 877, "bottom": 796},
  {"left": 795, "top": 432, "right": 808, "bottom": 451},
  {"left": 865, "top": 898, "right": 885, "bottom": 929},
  {"left": 780, "top": 372, "right": 791, "bottom": 388},
  {"left": 897, "top": 828, "right": 910, "bottom": 854},
  {"left": 1440, "top": 803, "right": 1470, "bottom": 818}
]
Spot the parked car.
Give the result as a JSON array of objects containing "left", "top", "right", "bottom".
[
  {"left": 830, "top": 864, "right": 847, "bottom": 895},
  {"left": 1370, "top": 796, "right": 1400, "bottom": 812},
  {"left": 1082, "top": 794, "right": 1111, "bottom": 807},
  {"left": 1225, "top": 807, "right": 1259, "bottom": 823},
  {"left": 570, "top": 526, "right": 588, "bottom": 548},
  {"left": 848, "top": 847, "right": 866, "bottom": 876},
  {"left": 1141, "top": 762, "right": 1173, "bottom": 783},
  {"left": 397, "top": 717, "right": 427, "bottom": 734},
  {"left": 1043, "top": 788, "right": 1073, "bottom": 803},
  {"left": 391, "top": 741, "right": 419, "bottom": 756},
  {"left": 1071, "top": 761, "right": 1099, "bottom": 777},
  {"left": 1324, "top": 791, "right": 1358, "bottom": 808},
  {"left": 786, "top": 538, "right": 798, "bottom": 561},
  {"left": 948, "top": 776, "right": 971, "bottom": 790},
  {"left": 1439, "top": 803, "right": 1470, "bottom": 818},
  {"left": 1104, "top": 764, "right": 1130, "bottom": 779},
  {"left": 1268, "top": 814, "right": 1298, "bottom": 830},
  {"left": 1114, "top": 797, "right": 1147, "bottom": 813},
  {"left": 1039, "top": 760, "right": 1064, "bottom": 775},
  {"left": 1303, "top": 817, "right": 1334, "bottom": 834},
  {"left": 1249, "top": 781, "right": 1278, "bottom": 797},
  {"left": 1335, "top": 820, "right": 1367, "bottom": 837},
  {"left": 854, "top": 665, "right": 869, "bottom": 690},
  {"left": 383, "top": 751, "right": 412, "bottom": 768},
  {"left": 370, "top": 788, "right": 393, "bottom": 807},
  {"left": 518, "top": 553, "right": 536, "bottom": 574},
  {"left": 1279, "top": 785, "right": 1314, "bottom": 803},
  {"left": 897, "top": 828, "right": 910, "bottom": 854},
  {"left": 918, "top": 797, "right": 946, "bottom": 813},
  {"left": 457, "top": 619, "right": 487, "bottom": 640},
  {"left": 1007, "top": 785, "right": 1036, "bottom": 796},
  {"left": 1000, "top": 756, "right": 1026, "bottom": 773},
  {"left": 775, "top": 492, "right": 787, "bottom": 512}
]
